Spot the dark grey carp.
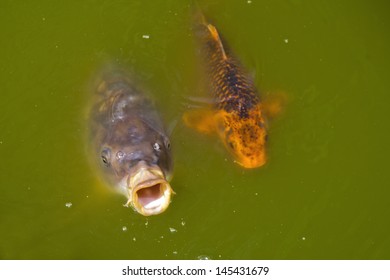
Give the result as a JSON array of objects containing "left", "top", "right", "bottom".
[{"left": 88, "top": 68, "right": 173, "bottom": 216}]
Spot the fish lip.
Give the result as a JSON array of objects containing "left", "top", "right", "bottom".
[
  {"left": 236, "top": 157, "right": 267, "bottom": 169},
  {"left": 232, "top": 151, "right": 267, "bottom": 169},
  {"left": 126, "top": 165, "right": 173, "bottom": 216}
]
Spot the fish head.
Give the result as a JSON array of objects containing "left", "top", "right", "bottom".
[
  {"left": 98, "top": 120, "right": 173, "bottom": 215},
  {"left": 215, "top": 109, "right": 267, "bottom": 168},
  {"left": 100, "top": 143, "right": 173, "bottom": 216}
]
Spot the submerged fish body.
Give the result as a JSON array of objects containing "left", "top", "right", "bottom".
[
  {"left": 88, "top": 68, "right": 173, "bottom": 216},
  {"left": 184, "top": 11, "right": 268, "bottom": 168}
]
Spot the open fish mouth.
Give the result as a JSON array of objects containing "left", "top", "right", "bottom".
[{"left": 126, "top": 164, "right": 173, "bottom": 216}]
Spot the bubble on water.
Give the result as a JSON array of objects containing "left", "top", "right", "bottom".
[
  {"left": 65, "top": 202, "right": 72, "bottom": 208},
  {"left": 122, "top": 226, "right": 127, "bottom": 232},
  {"left": 133, "top": 237, "right": 136, "bottom": 242},
  {"left": 197, "top": 255, "right": 211, "bottom": 260},
  {"left": 169, "top": 227, "right": 177, "bottom": 233},
  {"left": 302, "top": 236, "right": 306, "bottom": 241}
]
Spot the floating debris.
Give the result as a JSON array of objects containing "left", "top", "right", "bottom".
[
  {"left": 65, "top": 202, "right": 72, "bottom": 208},
  {"left": 169, "top": 227, "right": 177, "bottom": 233}
]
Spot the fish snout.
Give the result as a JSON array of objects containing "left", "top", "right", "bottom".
[
  {"left": 236, "top": 153, "right": 267, "bottom": 169},
  {"left": 126, "top": 164, "right": 173, "bottom": 216}
]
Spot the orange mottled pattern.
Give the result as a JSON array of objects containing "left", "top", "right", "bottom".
[{"left": 198, "top": 23, "right": 268, "bottom": 168}]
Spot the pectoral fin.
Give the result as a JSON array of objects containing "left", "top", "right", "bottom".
[
  {"left": 182, "top": 108, "right": 217, "bottom": 134},
  {"left": 262, "top": 91, "right": 288, "bottom": 119}
]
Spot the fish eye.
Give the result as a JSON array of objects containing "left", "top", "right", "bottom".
[
  {"left": 116, "top": 151, "right": 125, "bottom": 160},
  {"left": 101, "top": 155, "right": 109, "bottom": 166},
  {"left": 153, "top": 142, "right": 161, "bottom": 151},
  {"left": 101, "top": 148, "right": 111, "bottom": 166}
]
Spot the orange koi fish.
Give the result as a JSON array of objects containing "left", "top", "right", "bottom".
[{"left": 184, "top": 11, "right": 268, "bottom": 168}]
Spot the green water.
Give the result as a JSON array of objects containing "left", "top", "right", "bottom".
[{"left": 1, "top": 0, "right": 389, "bottom": 259}]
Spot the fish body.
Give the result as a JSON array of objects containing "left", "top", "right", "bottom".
[
  {"left": 88, "top": 68, "right": 173, "bottom": 216},
  {"left": 185, "top": 12, "right": 267, "bottom": 168}
]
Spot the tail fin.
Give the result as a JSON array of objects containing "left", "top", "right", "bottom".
[
  {"left": 191, "top": 0, "right": 207, "bottom": 27},
  {"left": 191, "top": 1, "right": 227, "bottom": 60},
  {"left": 206, "top": 24, "right": 227, "bottom": 60}
]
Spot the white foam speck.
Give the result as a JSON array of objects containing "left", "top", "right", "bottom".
[
  {"left": 181, "top": 220, "right": 186, "bottom": 226},
  {"left": 255, "top": 192, "right": 258, "bottom": 196},
  {"left": 169, "top": 227, "right": 177, "bottom": 233},
  {"left": 173, "top": 251, "right": 178, "bottom": 255},
  {"left": 122, "top": 226, "right": 127, "bottom": 232},
  {"left": 197, "top": 255, "right": 211, "bottom": 260},
  {"left": 302, "top": 237, "right": 306, "bottom": 241},
  {"left": 142, "top": 34, "right": 150, "bottom": 39},
  {"left": 133, "top": 237, "right": 136, "bottom": 242},
  {"left": 247, "top": 0, "right": 252, "bottom": 4},
  {"left": 284, "top": 38, "right": 289, "bottom": 43},
  {"left": 65, "top": 202, "right": 72, "bottom": 208}
]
